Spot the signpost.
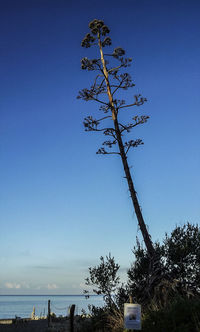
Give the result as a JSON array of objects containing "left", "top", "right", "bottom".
[{"left": 124, "top": 303, "right": 141, "bottom": 330}]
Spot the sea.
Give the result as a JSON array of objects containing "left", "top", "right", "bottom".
[{"left": 0, "top": 295, "right": 104, "bottom": 319}]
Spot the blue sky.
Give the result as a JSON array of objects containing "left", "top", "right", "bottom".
[{"left": 0, "top": 0, "right": 200, "bottom": 294}]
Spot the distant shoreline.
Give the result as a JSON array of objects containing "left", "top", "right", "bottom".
[
  {"left": 0, "top": 294, "right": 98, "bottom": 296},
  {"left": 0, "top": 293, "right": 103, "bottom": 320}
]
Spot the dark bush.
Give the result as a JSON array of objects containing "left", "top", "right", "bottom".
[{"left": 142, "top": 297, "right": 200, "bottom": 332}]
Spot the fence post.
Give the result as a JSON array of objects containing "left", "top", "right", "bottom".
[
  {"left": 48, "top": 300, "right": 51, "bottom": 327},
  {"left": 70, "top": 304, "right": 75, "bottom": 332}
]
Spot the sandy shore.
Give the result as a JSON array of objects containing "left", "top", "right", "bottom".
[
  {"left": 0, "top": 318, "right": 74, "bottom": 331},
  {"left": 0, "top": 319, "right": 49, "bottom": 331},
  {"left": 0, "top": 316, "right": 77, "bottom": 331}
]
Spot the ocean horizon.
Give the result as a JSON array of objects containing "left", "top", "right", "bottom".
[{"left": 0, "top": 294, "right": 104, "bottom": 319}]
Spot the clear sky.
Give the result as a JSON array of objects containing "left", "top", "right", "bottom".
[{"left": 0, "top": 0, "right": 200, "bottom": 295}]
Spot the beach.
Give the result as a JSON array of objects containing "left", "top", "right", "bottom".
[
  {"left": 0, "top": 318, "right": 48, "bottom": 332},
  {"left": 0, "top": 317, "right": 75, "bottom": 331}
]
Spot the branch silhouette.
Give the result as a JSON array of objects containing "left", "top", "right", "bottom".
[{"left": 78, "top": 19, "right": 155, "bottom": 259}]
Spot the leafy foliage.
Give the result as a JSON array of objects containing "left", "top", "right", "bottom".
[
  {"left": 127, "top": 240, "right": 165, "bottom": 304},
  {"left": 164, "top": 223, "right": 200, "bottom": 293},
  {"left": 82, "top": 223, "right": 200, "bottom": 331},
  {"left": 128, "top": 223, "right": 200, "bottom": 304},
  {"left": 84, "top": 254, "right": 120, "bottom": 308},
  {"left": 142, "top": 297, "right": 200, "bottom": 332}
]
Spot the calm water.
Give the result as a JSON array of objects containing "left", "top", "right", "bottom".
[{"left": 0, "top": 295, "right": 104, "bottom": 319}]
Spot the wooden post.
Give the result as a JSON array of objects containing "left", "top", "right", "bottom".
[
  {"left": 70, "top": 304, "right": 75, "bottom": 332},
  {"left": 48, "top": 300, "right": 51, "bottom": 327}
]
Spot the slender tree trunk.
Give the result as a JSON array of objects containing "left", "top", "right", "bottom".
[
  {"left": 114, "top": 120, "right": 155, "bottom": 257},
  {"left": 98, "top": 35, "right": 155, "bottom": 258}
]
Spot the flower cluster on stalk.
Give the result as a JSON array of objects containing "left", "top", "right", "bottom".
[{"left": 78, "top": 19, "right": 149, "bottom": 156}]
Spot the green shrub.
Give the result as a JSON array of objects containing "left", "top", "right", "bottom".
[{"left": 142, "top": 297, "right": 200, "bottom": 332}]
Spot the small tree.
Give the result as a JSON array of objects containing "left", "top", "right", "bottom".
[
  {"left": 164, "top": 222, "right": 200, "bottom": 292},
  {"left": 78, "top": 19, "right": 155, "bottom": 259},
  {"left": 84, "top": 253, "right": 120, "bottom": 308}
]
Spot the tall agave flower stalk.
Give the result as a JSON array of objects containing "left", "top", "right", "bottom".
[{"left": 78, "top": 19, "right": 155, "bottom": 259}]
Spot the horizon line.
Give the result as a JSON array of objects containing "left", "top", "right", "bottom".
[{"left": 0, "top": 294, "right": 98, "bottom": 296}]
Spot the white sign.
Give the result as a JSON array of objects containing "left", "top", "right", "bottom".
[{"left": 124, "top": 303, "right": 141, "bottom": 330}]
